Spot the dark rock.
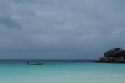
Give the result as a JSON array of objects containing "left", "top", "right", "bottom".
[{"left": 98, "top": 48, "right": 125, "bottom": 63}]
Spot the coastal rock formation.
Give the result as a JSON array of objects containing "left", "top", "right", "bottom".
[{"left": 98, "top": 48, "right": 125, "bottom": 63}]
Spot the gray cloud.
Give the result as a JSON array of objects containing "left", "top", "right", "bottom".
[
  {"left": 0, "top": 17, "right": 22, "bottom": 29},
  {"left": 0, "top": 0, "right": 125, "bottom": 59},
  {"left": 0, "top": 0, "right": 22, "bottom": 29}
]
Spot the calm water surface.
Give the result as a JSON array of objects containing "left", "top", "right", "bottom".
[{"left": 0, "top": 60, "right": 125, "bottom": 83}]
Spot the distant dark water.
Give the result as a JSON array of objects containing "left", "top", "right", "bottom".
[{"left": 0, "top": 59, "right": 96, "bottom": 64}]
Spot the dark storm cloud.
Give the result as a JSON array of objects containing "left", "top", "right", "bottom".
[
  {"left": 0, "top": 0, "right": 22, "bottom": 29},
  {"left": 0, "top": 17, "right": 22, "bottom": 29},
  {"left": 0, "top": 0, "right": 125, "bottom": 59}
]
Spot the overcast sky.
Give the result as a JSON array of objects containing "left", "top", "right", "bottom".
[{"left": 0, "top": 0, "right": 125, "bottom": 59}]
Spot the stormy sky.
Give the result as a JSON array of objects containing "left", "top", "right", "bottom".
[{"left": 0, "top": 0, "right": 125, "bottom": 59}]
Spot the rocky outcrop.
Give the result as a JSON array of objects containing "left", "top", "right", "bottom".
[{"left": 98, "top": 48, "right": 125, "bottom": 63}]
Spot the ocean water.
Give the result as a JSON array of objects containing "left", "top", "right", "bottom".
[{"left": 0, "top": 60, "right": 125, "bottom": 83}]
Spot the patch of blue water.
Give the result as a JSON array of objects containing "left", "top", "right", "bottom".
[{"left": 0, "top": 61, "right": 125, "bottom": 83}]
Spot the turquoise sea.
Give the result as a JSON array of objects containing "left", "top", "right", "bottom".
[{"left": 0, "top": 60, "right": 125, "bottom": 83}]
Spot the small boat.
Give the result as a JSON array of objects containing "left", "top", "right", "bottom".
[{"left": 26, "top": 61, "right": 43, "bottom": 65}]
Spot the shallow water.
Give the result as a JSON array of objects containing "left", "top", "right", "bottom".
[{"left": 0, "top": 61, "right": 125, "bottom": 83}]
